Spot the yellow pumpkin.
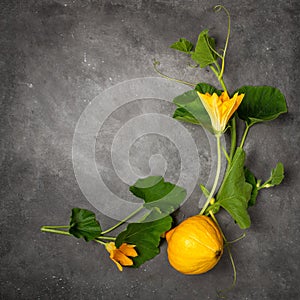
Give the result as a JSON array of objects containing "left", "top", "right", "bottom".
[{"left": 166, "top": 215, "right": 224, "bottom": 275}]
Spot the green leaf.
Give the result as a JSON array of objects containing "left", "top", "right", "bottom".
[
  {"left": 195, "top": 83, "right": 222, "bottom": 95},
  {"left": 261, "top": 162, "right": 284, "bottom": 188},
  {"left": 217, "top": 197, "right": 250, "bottom": 229},
  {"left": 269, "top": 163, "right": 284, "bottom": 186},
  {"left": 115, "top": 216, "right": 172, "bottom": 267},
  {"left": 130, "top": 176, "right": 186, "bottom": 221},
  {"left": 69, "top": 208, "right": 101, "bottom": 241},
  {"left": 216, "top": 148, "right": 252, "bottom": 229},
  {"left": 191, "top": 30, "right": 217, "bottom": 68},
  {"left": 170, "top": 38, "right": 193, "bottom": 53},
  {"left": 244, "top": 168, "right": 259, "bottom": 206},
  {"left": 172, "top": 89, "right": 213, "bottom": 132},
  {"left": 236, "top": 86, "right": 287, "bottom": 126},
  {"left": 173, "top": 107, "right": 201, "bottom": 125},
  {"left": 205, "top": 203, "right": 220, "bottom": 215}
]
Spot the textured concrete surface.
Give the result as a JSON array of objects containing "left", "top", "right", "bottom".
[{"left": 1, "top": 0, "right": 300, "bottom": 299}]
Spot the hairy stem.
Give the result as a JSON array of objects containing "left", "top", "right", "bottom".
[{"left": 40, "top": 227, "right": 71, "bottom": 236}]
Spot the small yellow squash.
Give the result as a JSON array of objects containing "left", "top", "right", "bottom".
[{"left": 166, "top": 215, "right": 224, "bottom": 274}]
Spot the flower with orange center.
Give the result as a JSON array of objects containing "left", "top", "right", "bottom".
[
  {"left": 105, "top": 242, "right": 138, "bottom": 271},
  {"left": 197, "top": 91, "right": 245, "bottom": 134}
]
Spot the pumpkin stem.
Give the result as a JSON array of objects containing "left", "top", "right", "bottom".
[{"left": 215, "top": 250, "right": 222, "bottom": 258}]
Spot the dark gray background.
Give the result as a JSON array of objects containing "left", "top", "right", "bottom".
[{"left": 1, "top": 0, "right": 299, "bottom": 299}]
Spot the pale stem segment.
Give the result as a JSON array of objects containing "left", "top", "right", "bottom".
[
  {"left": 153, "top": 60, "right": 196, "bottom": 88},
  {"left": 199, "top": 134, "right": 222, "bottom": 215},
  {"left": 40, "top": 227, "right": 71, "bottom": 236},
  {"left": 209, "top": 211, "right": 237, "bottom": 292},
  {"left": 96, "top": 236, "right": 116, "bottom": 241},
  {"left": 209, "top": 65, "right": 227, "bottom": 92},
  {"left": 221, "top": 145, "right": 230, "bottom": 162},
  {"left": 94, "top": 239, "right": 106, "bottom": 246},
  {"left": 213, "top": 5, "right": 231, "bottom": 80},
  {"left": 240, "top": 123, "right": 251, "bottom": 148},
  {"left": 41, "top": 225, "right": 70, "bottom": 229},
  {"left": 229, "top": 116, "right": 237, "bottom": 162},
  {"left": 101, "top": 206, "right": 144, "bottom": 235},
  {"left": 227, "top": 233, "right": 246, "bottom": 244}
]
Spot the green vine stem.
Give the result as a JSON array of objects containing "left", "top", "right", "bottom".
[
  {"left": 96, "top": 236, "right": 116, "bottom": 241},
  {"left": 209, "top": 211, "right": 237, "bottom": 293},
  {"left": 214, "top": 5, "right": 231, "bottom": 81},
  {"left": 42, "top": 225, "right": 70, "bottom": 229},
  {"left": 94, "top": 239, "right": 106, "bottom": 246},
  {"left": 206, "top": 4, "right": 237, "bottom": 187},
  {"left": 209, "top": 65, "right": 227, "bottom": 91},
  {"left": 221, "top": 145, "right": 230, "bottom": 162},
  {"left": 199, "top": 134, "right": 222, "bottom": 215},
  {"left": 40, "top": 227, "right": 71, "bottom": 236},
  {"left": 227, "top": 233, "right": 246, "bottom": 244},
  {"left": 228, "top": 116, "right": 237, "bottom": 162},
  {"left": 153, "top": 60, "right": 197, "bottom": 88},
  {"left": 101, "top": 206, "right": 144, "bottom": 235},
  {"left": 239, "top": 123, "right": 251, "bottom": 148}
]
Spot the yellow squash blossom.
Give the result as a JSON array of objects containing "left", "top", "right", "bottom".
[
  {"left": 197, "top": 91, "right": 245, "bottom": 134},
  {"left": 105, "top": 242, "right": 138, "bottom": 271}
]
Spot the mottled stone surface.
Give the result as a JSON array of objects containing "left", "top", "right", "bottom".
[{"left": 1, "top": 0, "right": 299, "bottom": 299}]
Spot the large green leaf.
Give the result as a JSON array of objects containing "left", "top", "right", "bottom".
[
  {"left": 115, "top": 216, "right": 172, "bottom": 267},
  {"left": 236, "top": 86, "right": 287, "bottom": 126},
  {"left": 170, "top": 38, "right": 193, "bottom": 53},
  {"left": 172, "top": 89, "right": 213, "bottom": 131},
  {"left": 217, "top": 197, "right": 250, "bottom": 229},
  {"left": 69, "top": 208, "right": 102, "bottom": 241},
  {"left": 216, "top": 148, "right": 252, "bottom": 229},
  {"left": 130, "top": 176, "right": 186, "bottom": 221},
  {"left": 191, "top": 29, "right": 217, "bottom": 68}
]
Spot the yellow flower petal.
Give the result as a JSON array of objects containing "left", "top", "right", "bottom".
[
  {"left": 105, "top": 242, "right": 137, "bottom": 271},
  {"left": 105, "top": 242, "right": 117, "bottom": 253},
  {"left": 197, "top": 91, "right": 245, "bottom": 133},
  {"left": 111, "top": 250, "right": 134, "bottom": 266},
  {"left": 119, "top": 243, "right": 138, "bottom": 257},
  {"left": 110, "top": 256, "right": 124, "bottom": 271}
]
